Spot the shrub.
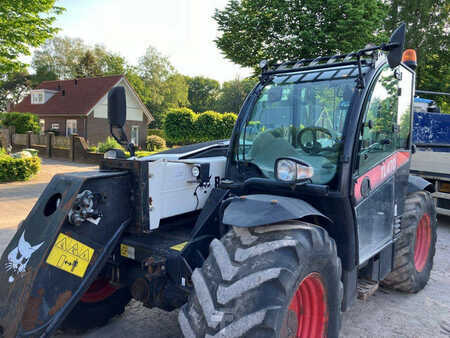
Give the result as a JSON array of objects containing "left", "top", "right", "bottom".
[
  {"left": 97, "top": 137, "right": 123, "bottom": 153},
  {"left": 220, "top": 113, "right": 238, "bottom": 138},
  {"left": 163, "top": 109, "right": 238, "bottom": 145},
  {"left": 163, "top": 108, "right": 197, "bottom": 145},
  {"left": 0, "top": 112, "right": 40, "bottom": 134},
  {"left": 146, "top": 135, "right": 166, "bottom": 151},
  {"left": 0, "top": 154, "right": 41, "bottom": 182},
  {"left": 87, "top": 145, "right": 98, "bottom": 153},
  {"left": 147, "top": 129, "right": 165, "bottom": 138},
  {"left": 195, "top": 111, "right": 222, "bottom": 142}
]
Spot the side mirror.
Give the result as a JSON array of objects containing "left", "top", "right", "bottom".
[
  {"left": 387, "top": 23, "right": 406, "bottom": 68},
  {"left": 107, "top": 86, "right": 126, "bottom": 128}
]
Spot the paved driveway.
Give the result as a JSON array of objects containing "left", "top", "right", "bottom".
[{"left": 0, "top": 160, "right": 449, "bottom": 337}]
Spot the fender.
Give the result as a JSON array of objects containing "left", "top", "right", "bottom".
[
  {"left": 222, "top": 194, "right": 331, "bottom": 228},
  {"left": 0, "top": 171, "right": 131, "bottom": 338},
  {"left": 408, "top": 174, "right": 434, "bottom": 195}
]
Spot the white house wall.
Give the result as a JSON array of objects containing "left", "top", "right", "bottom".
[{"left": 92, "top": 80, "right": 144, "bottom": 122}]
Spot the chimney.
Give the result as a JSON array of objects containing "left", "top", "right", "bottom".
[
  {"left": 6, "top": 101, "right": 13, "bottom": 112},
  {"left": 62, "top": 89, "right": 66, "bottom": 96},
  {"left": 74, "top": 79, "right": 78, "bottom": 86}
]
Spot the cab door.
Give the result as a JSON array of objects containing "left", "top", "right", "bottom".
[{"left": 353, "top": 65, "right": 399, "bottom": 264}]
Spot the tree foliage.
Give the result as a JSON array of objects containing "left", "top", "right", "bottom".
[
  {"left": 214, "top": 0, "right": 388, "bottom": 68},
  {"left": 216, "top": 77, "right": 258, "bottom": 114},
  {"left": 0, "top": 72, "right": 32, "bottom": 111},
  {"left": 186, "top": 76, "right": 220, "bottom": 113},
  {"left": 0, "top": 0, "right": 64, "bottom": 74},
  {"left": 385, "top": 0, "right": 449, "bottom": 110},
  {"left": 0, "top": 112, "right": 40, "bottom": 133},
  {"left": 32, "top": 37, "right": 127, "bottom": 79}
]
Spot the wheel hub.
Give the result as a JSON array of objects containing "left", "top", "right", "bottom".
[
  {"left": 281, "top": 272, "right": 328, "bottom": 338},
  {"left": 414, "top": 213, "right": 431, "bottom": 272}
]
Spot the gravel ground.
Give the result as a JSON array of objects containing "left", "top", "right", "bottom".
[{"left": 1, "top": 159, "right": 449, "bottom": 337}]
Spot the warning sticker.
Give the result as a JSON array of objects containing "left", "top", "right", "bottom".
[
  {"left": 46, "top": 233, "right": 94, "bottom": 278},
  {"left": 120, "top": 244, "right": 135, "bottom": 259},
  {"left": 170, "top": 241, "right": 188, "bottom": 251}
]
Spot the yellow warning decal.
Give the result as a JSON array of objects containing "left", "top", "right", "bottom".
[
  {"left": 46, "top": 233, "right": 94, "bottom": 278},
  {"left": 120, "top": 244, "right": 135, "bottom": 259},
  {"left": 170, "top": 241, "right": 188, "bottom": 251}
]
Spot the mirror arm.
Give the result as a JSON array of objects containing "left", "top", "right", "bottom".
[
  {"left": 355, "top": 53, "right": 365, "bottom": 89},
  {"left": 110, "top": 125, "right": 136, "bottom": 157}
]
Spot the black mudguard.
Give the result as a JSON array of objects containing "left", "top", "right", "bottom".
[
  {"left": 0, "top": 171, "right": 131, "bottom": 338},
  {"left": 222, "top": 194, "right": 331, "bottom": 227},
  {"left": 408, "top": 174, "right": 434, "bottom": 194}
]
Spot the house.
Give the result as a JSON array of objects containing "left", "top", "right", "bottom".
[{"left": 12, "top": 75, "right": 153, "bottom": 147}]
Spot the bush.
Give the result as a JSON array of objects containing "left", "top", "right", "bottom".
[
  {"left": 163, "top": 108, "right": 198, "bottom": 145},
  {"left": 97, "top": 137, "right": 123, "bottom": 153},
  {"left": 195, "top": 111, "right": 222, "bottom": 141},
  {"left": 147, "top": 129, "right": 165, "bottom": 138},
  {"left": 0, "top": 153, "right": 41, "bottom": 182},
  {"left": 0, "top": 112, "right": 40, "bottom": 134},
  {"left": 146, "top": 135, "right": 166, "bottom": 151},
  {"left": 163, "top": 108, "right": 237, "bottom": 145}
]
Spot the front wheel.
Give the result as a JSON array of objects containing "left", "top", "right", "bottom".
[{"left": 179, "top": 220, "right": 343, "bottom": 338}]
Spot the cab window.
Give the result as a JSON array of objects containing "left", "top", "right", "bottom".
[
  {"left": 358, "top": 66, "right": 399, "bottom": 173},
  {"left": 396, "top": 67, "right": 413, "bottom": 149}
]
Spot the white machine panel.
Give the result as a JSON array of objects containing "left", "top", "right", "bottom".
[{"left": 148, "top": 157, "right": 226, "bottom": 230}]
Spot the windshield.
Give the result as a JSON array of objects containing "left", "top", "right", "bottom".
[{"left": 237, "top": 66, "right": 363, "bottom": 184}]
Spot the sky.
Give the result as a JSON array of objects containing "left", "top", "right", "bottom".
[{"left": 44, "top": 0, "right": 252, "bottom": 83}]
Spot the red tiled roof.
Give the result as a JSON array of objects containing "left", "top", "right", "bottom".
[{"left": 12, "top": 75, "right": 123, "bottom": 116}]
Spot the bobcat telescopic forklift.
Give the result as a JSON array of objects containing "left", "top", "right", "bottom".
[{"left": 0, "top": 24, "right": 437, "bottom": 338}]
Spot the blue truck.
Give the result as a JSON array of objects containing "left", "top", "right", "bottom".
[{"left": 411, "top": 97, "right": 450, "bottom": 216}]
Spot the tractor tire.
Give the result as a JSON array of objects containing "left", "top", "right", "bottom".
[
  {"left": 60, "top": 278, "right": 131, "bottom": 332},
  {"left": 382, "top": 191, "right": 437, "bottom": 293},
  {"left": 178, "top": 220, "right": 343, "bottom": 338}
]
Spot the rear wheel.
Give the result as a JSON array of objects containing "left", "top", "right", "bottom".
[
  {"left": 382, "top": 191, "right": 437, "bottom": 293},
  {"left": 60, "top": 278, "right": 131, "bottom": 332},
  {"left": 178, "top": 220, "right": 342, "bottom": 338}
]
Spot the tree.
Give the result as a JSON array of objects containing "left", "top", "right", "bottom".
[
  {"left": 0, "top": 0, "right": 64, "bottom": 74},
  {"left": 385, "top": 0, "right": 449, "bottom": 111},
  {"left": 32, "top": 37, "right": 128, "bottom": 79},
  {"left": 216, "top": 77, "right": 258, "bottom": 114},
  {"left": 186, "top": 76, "right": 220, "bottom": 113},
  {"left": 0, "top": 112, "right": 40, "bottom": 134},
  {"left": 137, "top": 46, "right": 189, "bottom": 128},
  {"left": 0, "top": 72, "right": 32, "bottom": 112},
  {"left": 214, "top": 0, "right": 388, "bottom": 68}
]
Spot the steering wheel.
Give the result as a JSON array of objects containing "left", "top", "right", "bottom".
[{"left": 297, "top": 127, "right": 334, "bottom": 154}]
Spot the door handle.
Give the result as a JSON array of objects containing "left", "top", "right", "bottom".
[{"left": 360, "top": 176, "right": 371, "bottom": 198}]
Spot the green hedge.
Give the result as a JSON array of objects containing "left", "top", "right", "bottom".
[
  {"left": 0, "top": 112, "right": 40, "bottom": 134},
  {"left": 147, "top": 129, "right": 165, "bottom": 138},
  {"left": 0, "top": 154, "right": 41, "bottom": 182},
  {"left": 163, "top": 109, "right": 237, "bottom": 145}
]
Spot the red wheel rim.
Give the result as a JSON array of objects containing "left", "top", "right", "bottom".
[
  {"left": 282, "top": 273, "right": 328, "bottom": 338},
  {"left": 414, "top": 213, "right": 431, "bottom": 272},
  {"left": 80, "top": 278, "right": 117, "bottom": 303}
]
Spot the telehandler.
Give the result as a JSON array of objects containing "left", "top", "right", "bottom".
[{"left": 0, "top": 24, "right": 437, "bottom": 338}]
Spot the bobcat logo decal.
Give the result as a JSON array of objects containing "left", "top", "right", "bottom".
[{"left": 5, "top": 231, "right": 43, "bottom": 283}]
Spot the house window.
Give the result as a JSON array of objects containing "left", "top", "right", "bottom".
[
  {"left": 66, "top": 119, "right": 78, "bottom": 136},
  {"left": 31, "top": 92, "right": 44, "bottom": 104},
  {"left": 131, "top": 126, "right": 139, "bottom": 146},
  {"left": 51, "top": 123, "right": 59, "bottom": 130},
  {"left": 39, "top": 119, "right": 45, "bottom": 135}
]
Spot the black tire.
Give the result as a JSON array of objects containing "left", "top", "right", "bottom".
[
  {"left": 382, "top": 191, "right": 437, "bottom": 293},
  {"left": 178, "top": 220, "right": 343, "bottom": 338},
  {"left": 60, "top": 286, "right": 131, "bottom": 332}
]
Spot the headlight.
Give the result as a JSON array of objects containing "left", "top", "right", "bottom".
[
  {"left": 191, "top": 166, "right": 200, "bottom": 178},
  {"left": 275, "top": 158, "right": 314, "bottom": 183}
]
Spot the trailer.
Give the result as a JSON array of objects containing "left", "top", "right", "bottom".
[{"left": 411, "top": 106, "right": 450, "bottom": 216}]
